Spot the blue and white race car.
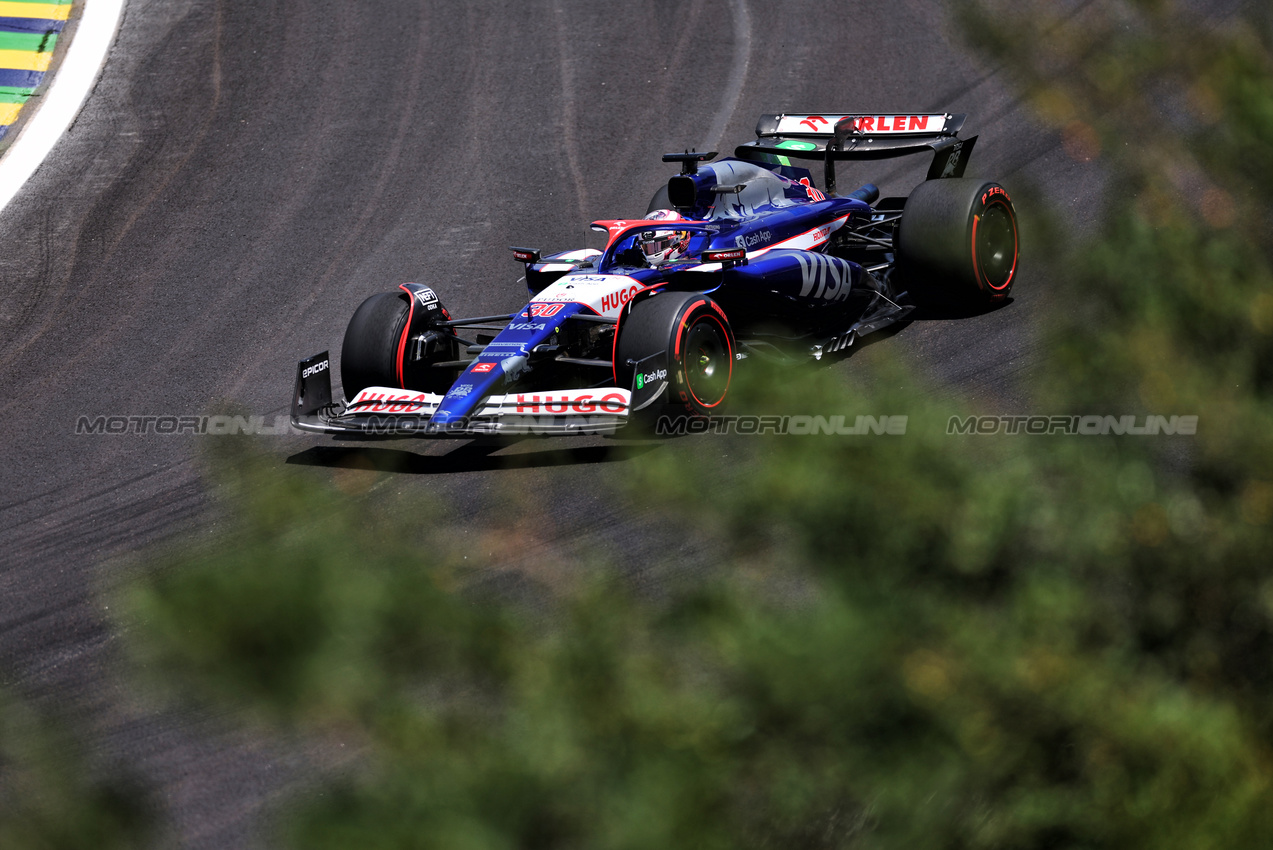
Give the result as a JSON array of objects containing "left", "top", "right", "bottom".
[{"left": 291, "top": 111, "right": 1018, "bottom": 437}]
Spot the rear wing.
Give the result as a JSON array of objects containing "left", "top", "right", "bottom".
[{"left": 735, "top": 113, "right": 977, "bottom": 194}]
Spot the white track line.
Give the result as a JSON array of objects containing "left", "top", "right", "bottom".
[
  {"left": 699, "top": 0, "right": 751, "bottom": 154},
  {"left": 0, "top": 0, "right": 127, "bottom": 217}
]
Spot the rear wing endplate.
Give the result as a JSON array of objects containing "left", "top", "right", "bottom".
[{"left": 735, "top": 113, "right": 977, "bottom": 194}]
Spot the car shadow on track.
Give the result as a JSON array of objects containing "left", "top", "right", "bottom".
[
  {"left": 285, "top": 439, "right": 661, "bottom": 475},
  {"left": 810, "top": 316, "right": 915, "bottom": 370},
  {"left": 908, "top": 296, "right": 1014, "bottom": 321},
  {"left": 810, "top": 296, "right": 1012, "bottom": 369}
]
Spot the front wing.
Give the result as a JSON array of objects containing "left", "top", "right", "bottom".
[{"left": 291, "top": 353, "right": 632, "bottom": 437}]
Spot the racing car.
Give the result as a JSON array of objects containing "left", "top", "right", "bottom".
[{"left": 291, "top": 111, "right": 1018, "bottom": 437}]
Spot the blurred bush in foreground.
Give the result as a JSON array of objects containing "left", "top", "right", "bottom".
[
  {"left": 0, "top": 691, "right": 150, "bottom": 848},
  {"left": 114, "top": 1, "right": 1273, "bottom": 847}
]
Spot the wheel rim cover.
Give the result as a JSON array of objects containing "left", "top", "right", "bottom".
[
  {"left": 684, "top": 320, "right": 728, "bottom": 405},
  {"left": 977, "top": 204, "right": 1016, "bottom": 289}
]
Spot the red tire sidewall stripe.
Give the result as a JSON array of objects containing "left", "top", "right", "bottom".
[
  {"left": 677, "top": 303, "right": 733, "bottom": 410},
  {"left": 610, "top": 304, "right": 626, "bottom": 387},
  {"left": 972, "top": 199, "right": 1018, "bottom": 294},
  {"left": 395, "top": 286, "right": 417, "bottom": 388},
  {"left": 675, "top": 299, "right": 707, "bottom": 360}
]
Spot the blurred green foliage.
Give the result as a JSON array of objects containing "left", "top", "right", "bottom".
[
  {"left": 72, "top": 0, "right": 1273, "bottom": 847},
  {"left": 0, "top": 692, "right": 150, "bottom": 849}
]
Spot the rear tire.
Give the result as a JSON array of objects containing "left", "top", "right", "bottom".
[
  {"left": 895, "top": 178, "right": 1019, "bottom": 305},
  {"left": 615, "top": 291, "right": 734, "bottom": 418},
  {"left": 646, "top": 184, "right": 672, "bottom": 215}
]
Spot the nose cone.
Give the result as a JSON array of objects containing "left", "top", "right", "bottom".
[{"left": 427, "top": 305, "right": 577, "bottom": 426}]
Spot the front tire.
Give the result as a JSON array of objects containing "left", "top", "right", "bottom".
[
  {"left": 341, "top": 292, "right": 409, "bottom": 396},
  {"left": 615, "top": 291, "right": 735, "bottom": 418},
  {"left": 341, "top": 291, "right": 458, "bottom": 397},
  {"left": 895, "top": 178, "right": 1019, "bottom": 305}
]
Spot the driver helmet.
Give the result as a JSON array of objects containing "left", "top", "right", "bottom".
[{"left": 639, "top": 209, "right": 691, "bottom": 265}]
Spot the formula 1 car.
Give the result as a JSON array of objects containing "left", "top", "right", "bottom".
[{"left": 292, "top": 111, "right": 1018, "bottom": 437}]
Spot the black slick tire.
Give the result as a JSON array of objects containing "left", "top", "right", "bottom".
[
  {"left": 341, "top": 292, "right": 410, "bottom": 396},
  {"left": 895, "top": 178, "right": 1019, "bottom": 305},
  {"left": 615, "top": 291, "right": 735, "bottom": 418},
  {"left": 646, "top": 184, "right": 672, "bottom": 215}
]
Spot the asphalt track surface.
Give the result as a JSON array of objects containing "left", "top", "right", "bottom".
[{"left": 0, "top": 1, "right": 1099, "bottom": 845}]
